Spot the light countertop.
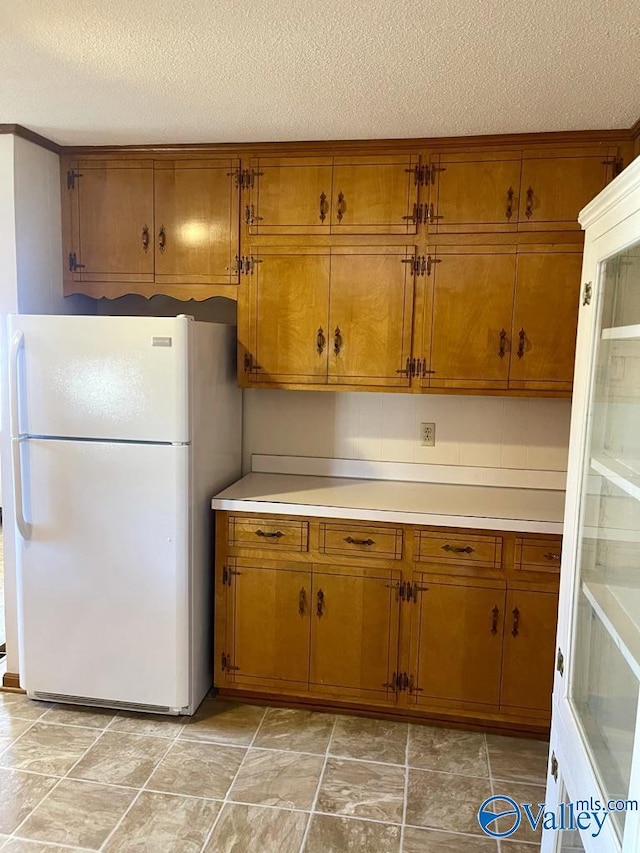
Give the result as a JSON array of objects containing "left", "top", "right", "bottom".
[{"left": 212, "top": 472, "right": 565, "bottom": 534}]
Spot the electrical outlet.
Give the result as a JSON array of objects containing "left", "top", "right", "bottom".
[{"left": 420, "top": 422, "right": 436, "bottom": 446}]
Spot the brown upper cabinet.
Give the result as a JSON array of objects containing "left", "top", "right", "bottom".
[
  {"left": 245, "top": 154, "right": 422, "bottom": 235},
  {"left": 418, "top": 244, "right": 582, "bottom": 393},
  {"left": 426, "top": 151, "right": 522, "bottom": 233},
  {"left": 518, "top": 146, "right": 621, "bottom": 231},
  {"left": 243, "top": 245, "right": 415, "bottom": 387},
  {"left": 65, "top": 158, "right": 240, "bottom": 290}
]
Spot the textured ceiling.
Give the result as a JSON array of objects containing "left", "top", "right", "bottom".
[{"left": 1, "top": 0, "right": 639, "bottom": 146}]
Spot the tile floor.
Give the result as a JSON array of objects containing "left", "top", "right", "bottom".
[{"left": 0, "top": 691, "right": 550, "bottom": 852}]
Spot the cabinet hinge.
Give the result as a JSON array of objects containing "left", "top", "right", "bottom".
[
  {"left": 66, "top": 169, "right": 82, "bottom": 190},
  {"left": 244, "top": 204, "right": 264, "bottom": 226},
  {"left": 68, "top": 252, "right": 85, "bottom": 272},
  {"left": 239, "top": 168, "right": 263, "bottom": 189},
  {"left": 238, "top": 255, "right": 261, "bottom": 275},
  {"left": 582, "top": 281, "right": 592, "bottom": 306},
  {"left": 394, "top": 672, "right": 423, "bottom": 693},
  {"left": 556, "top": 647, "right": 564, "bottom": 676},
  {"left": 550, "top": 751, "right": 559, "bottom": 782},
  {"left": 221, "top": 652, "right": 239, "bottom": 673},
  {"left": 405, "top": 161, "right": 427, "bottom": 186},
  {"left": 602, "top": 155, "right": 624, "bottom": 177},
  {"left": 222, "top": 565, "right": 240, "bottom": 585},
  {"left": 405, "top": 581, "right": 428, "bottom": 603},
  {"left": 402, "top": 203, "right": 426, "bottom": 225},
  {"left": 426, "top": 164, "right": 446, "bottom": 185}
]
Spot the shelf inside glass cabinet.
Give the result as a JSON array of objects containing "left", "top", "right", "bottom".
[
  {"left": 590, "top": 454, "right": 640, "bottom": 502},
  {"left": 601, "top": 324, "right": 640, "bottom": 341},
  {"left": 583, "top": 580, "right": 640, "bottom": 680}
]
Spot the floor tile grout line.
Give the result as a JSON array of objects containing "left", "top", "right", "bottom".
[
  {"left": 486, "top": 734, "right": 502, "bottom": 853},
  {"left": 197, "top": 704, "right": 270, "bottom": 853},
  {"left": 97, "top": 723, "right": 185, "bottom": 852},
  {"left": 296, "top": 715, "right": 339, "bottom": 853},
  {"left": 8, "top": 722, "right": 112, "bottom": 842},
  {"left": 399, "top": 723, "right": 411, "bottom": 852}
]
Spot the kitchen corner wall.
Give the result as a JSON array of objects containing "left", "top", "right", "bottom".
[
  {"left": 0, "top": 134, "right": 94, "bottom": 678},
  {"left": 242, "top": 390, "right": 572, "bottom": 475}
]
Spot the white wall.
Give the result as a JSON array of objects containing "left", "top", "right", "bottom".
[
  {"left": 0, "top": 135, "right": 94, "bottom": 676},
  {"left": 243, "top": 390, "right": 572, "bottom": 475},
  {"left": 96, "top": 293, "right": 236, "bottom": 324}
]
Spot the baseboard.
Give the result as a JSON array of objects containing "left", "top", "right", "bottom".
[{"left": 2, "top": 671, "right": 22, "bottom": 690}]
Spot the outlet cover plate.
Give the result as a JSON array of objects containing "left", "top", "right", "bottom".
[{"left": 420, "top": 422, "right": 436, "bottom": 447}]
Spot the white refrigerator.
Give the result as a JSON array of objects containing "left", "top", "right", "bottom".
[{"left": 8, "top": 314, "right": 241, "bottom": 714}]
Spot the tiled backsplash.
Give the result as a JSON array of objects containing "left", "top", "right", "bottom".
[{"left": 243, "top": 390, "right": 572, "bottom": 474}]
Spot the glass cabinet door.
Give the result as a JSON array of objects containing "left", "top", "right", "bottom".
[{"left": 570, "top": 240, "right": 640, "bottom": 842}]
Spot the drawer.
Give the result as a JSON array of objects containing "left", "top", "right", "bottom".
[
  {"left": 416, "top": 530, "right": 503, "bottom": 569},
  {"left": 515, "top": 537, "right": 562, "bottom": 573},
  {"left": 228, "top": 516, "right": 309, "bottom": 552},
  {"left": 319, "top": 522, "right": 403, "bottom": 560}
]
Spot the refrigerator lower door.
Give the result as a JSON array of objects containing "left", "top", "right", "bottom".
[{"left": 16, "top": 439, "right": 191, "bottom": 712}]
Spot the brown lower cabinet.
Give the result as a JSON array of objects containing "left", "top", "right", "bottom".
[{"left": 215, "top": 511, "right": 560, "bottom": 733}]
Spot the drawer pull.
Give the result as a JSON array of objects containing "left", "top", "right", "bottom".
[
  {"left": 491, "top": 605, "right": 500, "bottom": 635},
  {"left": 298, "top": 588, "right": 307, "bottom": 616},
  {"left": 316, "top": 588, "right": 325, "bottom": 617},
  {"left": 511, "top": 607, "right": 520, "bottom": 638},
  {"left": 442, "top": 544, "right": 474, "bottom": 554},
  {"left": 544, "top": 552, "right": 561, "bottom": 561},
  {"left": 255, "top": 529, "right": 284, "bottom": 539},
  {"left": 344, "top": 536, "right": 374, "bottom": 546}
]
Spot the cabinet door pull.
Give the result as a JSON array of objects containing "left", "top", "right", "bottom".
[
  {"left": 316, "top": 588, "right": 325, "bottom": 617},
  {"left": 544, "top": 552, "right": 561, "bottom": 561},
  {"left": 517, "top": 328, "right": 526, "bottom": 359},
  {"left": 336, "top": 192, "right": 345, "bottom": 222},
  {"left": 491, "top": 605, "right": 500, "bottom": 635},
  {"left": 498, "top": 329, "right": 507, "bottom": 359},
  {"left": 319, "top": 192, "right": 328, "bottom": 223},
  {"left": 158, "top": 226, "right": 166, "bottom": 253},
  {"left": 525, "top": 187, "right": 534, "bottom": 219},
  {"left": 333, "top": 327, "right": 343, "bottom": 356},
  {"left": 141, "top": 225, "right": 150, "bottom": 252},
  {"left": 511, "top": 607, "right": 520, "bottom": 638},
  {"left": 299, "top": 588, "right": 307, "bottom": 616},
  {"left": 505, "top": 187, "right": 514, "bottom": 220},
  {"left": 255, "top": 529, "right": 284, "bottom": 539},
  {"left": 344, "top": 536, "right": 374, "bottom": 546},
  {"left": 442, "top": 544, "right": 474, "bottom": 554},
  {"left": 317, "top": 327, "right": 326, "bottom": 355}
]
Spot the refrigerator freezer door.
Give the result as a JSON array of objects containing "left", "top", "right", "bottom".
[
  {"left": 17, "top": 439, "right": 190, "bottom": 710},
  {"left": 8, "top": 314, "right": 190, "bottom": 443}
]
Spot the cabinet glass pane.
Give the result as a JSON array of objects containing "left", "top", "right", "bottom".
[
  {"left": 556, "top": 787, "right": 586, "bottom": 852},
  {"left": 571, "top": 240, "right": 640, "bottom": 842}
]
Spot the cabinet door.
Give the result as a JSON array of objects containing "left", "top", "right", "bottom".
[
  {"left": 409, "top": 577, "right": 506, "bottom": 707},
  {"left": 426, "top": 248, "right": 516, "bottom": 390},
  {"left": 246, "top": 248, "right": 330, "bottom": 385},
  {"left": 247, "top": 157, "right": 332, "bottom": 235},
  {"left": 331, "top": 155, "right": 421, "bottom": 234},
  {"left": 518, "top": 147, "right": 619, "bottom": 231},
  {"left": 427, "top": 152, "right": 522, "bottom": 233},
  {"left": 310, "top": 566, "right": 401, "bottom": 702},
  {"left": 154, "top": 159, "right": 240, "bottom": 285},
  {"left": 328, "top": 247, "right": 415, "bottom": 387},
  {"left": 501, "top": 588, "right": 558, "bottom": 713},
  {"left": 226, "top": 561, "right": 311, "bottom": 690},
  {"left": 70, "top": 160, "right": 154, "bottom": 282},
  {"left": 509, "top": 249, "right": 582, "bottom": 391}
]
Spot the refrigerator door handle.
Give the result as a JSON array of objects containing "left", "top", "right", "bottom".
[{"left": 9, "top": 330, "right": 32, "bottom": 540}]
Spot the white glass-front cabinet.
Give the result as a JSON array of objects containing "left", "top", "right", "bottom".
[{"left": 544, "top": 157, "right": 640, "bottom": 853}]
